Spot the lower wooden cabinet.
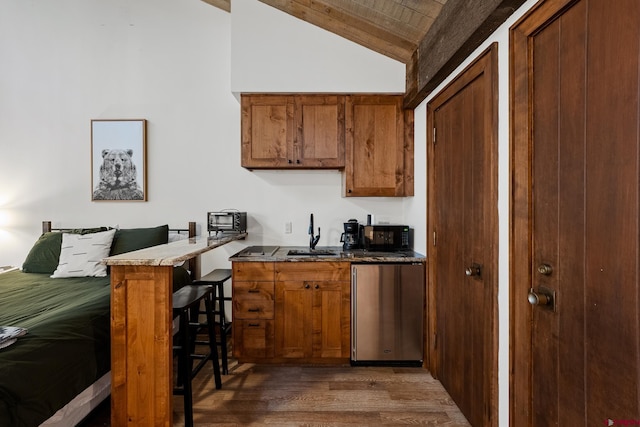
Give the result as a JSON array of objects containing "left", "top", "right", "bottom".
[
  {"left": 232, "top": 262, "right": 275, "bottom": 359},
  {"left": 232, "top": 261, "right": 351, "bottom": 363}
]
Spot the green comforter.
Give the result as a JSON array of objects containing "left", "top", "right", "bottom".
[{"left": 0, "top": 270, "right": 111, "bottom": 427}]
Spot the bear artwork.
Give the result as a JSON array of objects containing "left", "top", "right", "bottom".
[{"left": 92, "top": 148, "right": 144, "bottom": 200}]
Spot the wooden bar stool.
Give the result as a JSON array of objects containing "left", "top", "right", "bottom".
[
  {"left": 173, "top": 285, "right": 222, "bottom": 427},
  {"left": 192, "top": 268, "right": 233, "bottom": 374}
]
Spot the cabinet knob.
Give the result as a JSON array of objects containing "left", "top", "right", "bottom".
[
  {"left": 348, "top": 189, "right": 352, "bottom": 193},
  {"left": 296, "top": 159, "right": 300, "bottom": 164},
  {"left": 304, "top": 283, "right": 310, "bottom": 289},
  {"left": 315, "top": 284, "right": 319, "bottom": 289},
  {"left": 288, "top": 159, "right": 292, "bottom": 164}
]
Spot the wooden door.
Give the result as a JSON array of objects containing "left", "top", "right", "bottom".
[
  {"left": 294, "top": 95, "right": 345, "bottom": 168},
  {"left": 511, "top": 1, "right": 640, "bottom": 425},
  {"left": 427, "top": 44, "right": 498, "bottom": 427},
  {"left": 345, "top": 95, "right": 413, "bottom": 197},
  {"left": 241, "top": 94, "right": 294, "bottom": 168}
]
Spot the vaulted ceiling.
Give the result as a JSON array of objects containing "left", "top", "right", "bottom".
[{"left": 202, "top": 0, "right": 527, "bottom": 107}]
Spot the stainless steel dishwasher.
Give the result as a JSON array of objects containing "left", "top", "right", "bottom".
[{"left": 351, "top": 263, "right": 425, "bottom": 366}]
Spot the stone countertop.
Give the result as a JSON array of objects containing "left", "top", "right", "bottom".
[
  {"left": 103, "top": 233, "right": 248, "bottom": 266},
  {"left": 229, "top": 245, "right": 425, "bottom": 263}
]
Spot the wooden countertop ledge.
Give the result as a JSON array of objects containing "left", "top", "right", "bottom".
[{"left": 103, "top": 233, "right": 248, "bottom": 266}]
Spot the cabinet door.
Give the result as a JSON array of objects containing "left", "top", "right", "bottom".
[
  {"left": 312, "top": 280, "right": 350, "bottom": 358},
  {"left": 275, "top": 281, "right": 313, "bottom": 358},
  {"left": 345, "top": 95, "right": 414, "bottom": 196},
  {"left": 294, "top": 95, "right": 345, "bottom": 168},
  {"left": 241, "top": 94, "right": 294, "bottom": 168}
]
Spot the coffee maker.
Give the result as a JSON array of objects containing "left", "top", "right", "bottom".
[{"left": 340, "top": 219, "right": 360, "bottom": 250}]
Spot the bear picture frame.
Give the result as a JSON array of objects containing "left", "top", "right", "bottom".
[{"left": 91, "top": 119, "right": 147, "bottom": 201}]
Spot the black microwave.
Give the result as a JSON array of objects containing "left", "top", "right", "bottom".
[
  {"left": 360, "top": 225, "right": 410, "bottom": 251},
  {"left": 207, "top": 211, "right": 247, "bottom": 233}
]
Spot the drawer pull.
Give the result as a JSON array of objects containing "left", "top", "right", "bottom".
[
  {"left": 248, "top": 323, "right": 260, "bottom": 327},
  {"left": 248, "top": 290, "right": 260, "bottom": 293},
  {"left": 248, "top": 308, "right": 260, "bottom": 312}
]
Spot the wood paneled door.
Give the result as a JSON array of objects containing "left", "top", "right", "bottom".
[
  {"left": 427, "top": 44, "right": 498, "bottom": 427},
  {"left": 511, "top": 0, "right": 640, "bottom": 425}
]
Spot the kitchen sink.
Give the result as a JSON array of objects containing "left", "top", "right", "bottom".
[{"left": 287, "top": 249, "right": 340, "bottom": 257}]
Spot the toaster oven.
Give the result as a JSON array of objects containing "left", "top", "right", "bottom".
[{"left": 207, "top": 211, "right": 247, "bottom": 233}]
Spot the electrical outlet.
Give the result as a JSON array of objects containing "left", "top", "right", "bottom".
[{"left": 285, "top": 221, "right": 292, "bottom": 234}]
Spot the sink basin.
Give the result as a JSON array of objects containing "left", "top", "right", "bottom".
[{"left": 287, "top": 249, "right": 340, "bottom": 257}]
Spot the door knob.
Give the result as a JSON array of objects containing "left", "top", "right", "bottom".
[
  {"left": 465, "top": 264, "right": 481, "bottom": 277},
  {"left": 528, "top": 287, "right": 555, "bottom": 310}
]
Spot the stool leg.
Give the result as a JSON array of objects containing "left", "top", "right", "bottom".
[
  {"left": 181, "top": 311, "right": 194, "bottom": 427},
  {"left": 217, "top": 282, "right": 229, "bottom": 375},
  {"left": 204, "top": 294, "right": 222, "bottom": 389}
]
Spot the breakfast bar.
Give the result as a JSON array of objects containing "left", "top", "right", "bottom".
[{"left": 103, "top": 233, "right": 247, "bottom": 427}]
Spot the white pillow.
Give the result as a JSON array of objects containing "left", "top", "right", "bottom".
[{"left": 51, "top": 229, "right": 116, "bottom": 278}]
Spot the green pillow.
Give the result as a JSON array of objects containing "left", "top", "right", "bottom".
[
  {"left": 110, "top": 225, "right": 169, "bottom": 256},
  {"left": 22, "top": 232, "right": 63, "bottom": 274},
  {"left": 22, "top": 227, "right": 109, "bottom": 274}
]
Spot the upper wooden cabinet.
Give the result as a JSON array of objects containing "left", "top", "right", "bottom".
[
  {"left": 241, "top": 94, "right": 345, "bottom": 169},
  {"left": 344, "top": 95, "right": 414, "bottom": 197},
  {"left": 241, "top": 93, "right": 414, "bottom": 197}
]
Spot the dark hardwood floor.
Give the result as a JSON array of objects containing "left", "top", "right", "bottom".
[{"left": 80, "top": 358, "right": 470, "bottom": 426}]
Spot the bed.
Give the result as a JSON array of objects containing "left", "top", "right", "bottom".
[{"left": 0, "top": 222, "right": 194, "bottom": 427}]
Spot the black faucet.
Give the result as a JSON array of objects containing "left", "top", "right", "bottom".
[{"left": 309, "top": 213, "right": 320, "bottom": 250}]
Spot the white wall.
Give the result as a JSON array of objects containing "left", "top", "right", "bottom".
[
  {"left": 230, "top": 0, "right": 405, "bottom": 93},
  {"left": 0, "top": 0, "right": 543, "bottom": 424},
  {"left": 0, "top": 0, "right": 407, "bottom": 272}
]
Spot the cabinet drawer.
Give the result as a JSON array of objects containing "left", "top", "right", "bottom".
[
  {"left": 275, "top": 261, "right": 350, "bottom": 281},
  {"left": 234, "top": 300, "right": 274, "bottom": 319},
  {"left": 233, "top": 262, "right": 274, "bottom": 281},
  {"left": 233, "top": 320, "right": 274, "bottom": 359},
  {"left": 234, "top": 282, "right": 274, "bottom": 319}
]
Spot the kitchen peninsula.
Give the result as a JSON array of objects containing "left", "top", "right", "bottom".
[
  {"left": 103, "top": 233, "right": 247, "bottom": 427},
  {"left": 229, "top": 246, "right": 426, "bottom": 365}
]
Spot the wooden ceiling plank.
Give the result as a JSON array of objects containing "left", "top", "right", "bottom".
[
  {"left": 260, "top": 0, "right": 416, "bottom": 62},
  {"left": 294, "top": 2, "right": 415, "bottom": 62},
  {"left": 305, "top": 0, "right": 415, "bottom": 42},
  {"left": 200, "top": 0, "right": 230, "bottom": 13},
  {"left": 329, "top": 0, "right": 430, "bottom": 39},
  {"left": 404, "top": 0, "right": 525, "bottom": 108}
]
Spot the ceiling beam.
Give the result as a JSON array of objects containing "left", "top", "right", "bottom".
[
  {"left": 200, "top": 0, "right": 230, "bottom": 13},
  {"left": 404, "top": 0, "right": 526, "bottom": 108}
]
